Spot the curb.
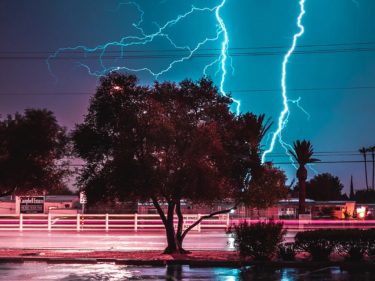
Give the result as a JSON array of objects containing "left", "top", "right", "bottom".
[
  {"left": 115, "top": 259, "right": 166, "bottom": 266},
  {"left": 47, "top": 258, "right": 98, "bottom": 264},
  {"left": 0, "top": 257, "right": 24, "bottom": 263}
]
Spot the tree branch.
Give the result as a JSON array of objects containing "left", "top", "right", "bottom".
[
  {"left": 180, "top": 204, "right": 238, "bottom": 242},
  {"left": 175, "top": 201, "right": 184, "bottom": 241},
  {"left": 0, "top": 186, "right": 17, "bottom": 198},
  {"left": 151, "top": 196, "right": 167, "bottom": 226}
]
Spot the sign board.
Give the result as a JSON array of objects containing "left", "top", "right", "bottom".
[
  {"left": 20, "top": 196, "right": 44, "bottom": 214},
  {"left": 80, "top": 191, "right": 87, "bottom": 204},
  {"left": 173, "top": 215, "right": 198, "bottom": 231}
]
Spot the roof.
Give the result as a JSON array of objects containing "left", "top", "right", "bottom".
[
  {"left": 280, "top": 198, "right": 315, "bottom": 203},
  {"left": 0, "top": 196, "right": 15, "bottom": 202},
  {"left": 279, "top": 199, "right": 356, "bottom": 207},
  {"left": 45, "top": 195, "right": 78, "bottom": 202}
]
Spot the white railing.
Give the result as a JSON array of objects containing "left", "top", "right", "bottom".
[{"left": 0, "top": 213, "right": 229, "bottom": 232}]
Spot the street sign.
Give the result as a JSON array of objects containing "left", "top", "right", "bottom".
[
  {"left": 20, "top": 196, "right": 44, "bottom": 214},
  {"left": 80, "top": 191, "right": 87, "bottom": 204}
]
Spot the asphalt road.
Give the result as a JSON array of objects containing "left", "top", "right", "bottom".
[{"left": 0, "top": 230, "right": 236, "bottom": 251}]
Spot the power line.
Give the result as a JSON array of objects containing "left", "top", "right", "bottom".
[
  {"left": 2, "top": 47, "right": 374, "bottom": 61},
  {"left": 1, "top": 86, "right": 374, "bottom": 96},
  {"left": 1, "top": 41, "right": 374, "bottom": 54},
  {"left": 273, "top": 161, "right": 370, "bottom": 165},
  {"left": 230, "top": 86, "right": 375, "bottom": 93}
]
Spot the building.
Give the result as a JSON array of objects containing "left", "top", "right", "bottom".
[
  {"left": 0, "top": 195, "right": 80, "bottom": 214},
  {"left": 138, "top": 199, "right": 356, "bottom": 220}
]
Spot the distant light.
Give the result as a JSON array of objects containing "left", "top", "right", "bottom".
[
  {"left": 357, "top": 207, "right": 366, "bottom": 218},
  {"left": 113, "top": 86, "right": 122, "bottom": 91},
  {"left": 230, "top": 209, "right": 235, "bottom": 213}
]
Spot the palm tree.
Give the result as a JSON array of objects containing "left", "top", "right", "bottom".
[
  {"left": 368, "top": 146, "right": 375, "bottom": 191},
  {"left": 359, "top": 147, "right": 369, "bottom": 191},
  {"left": 288, "top": 140, "right": 320, "bottom": 216}
]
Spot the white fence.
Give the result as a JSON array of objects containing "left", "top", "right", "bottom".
[
  {"left": 0, "top": 213, "right": 229, "bottom": 232},
  {"left": 1, "top": 214, "right": 373, "bottom": 232}
]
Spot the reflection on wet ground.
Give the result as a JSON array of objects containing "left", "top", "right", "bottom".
[{"left": 1, "top": 263, "right": 375, "bottom": 280}]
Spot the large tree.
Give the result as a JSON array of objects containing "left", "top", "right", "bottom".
[
  {"left": 73, "top": 73, "right": 288, "bottom": 253},
  {"left": 288, "top": 140, "right": 320, "bottom": 216},
  {"left": 0, "top": 109, "right": 71, "bottom": 197},
  {"left": 303, "top": 173, "right": 345, "bottom": 201}
]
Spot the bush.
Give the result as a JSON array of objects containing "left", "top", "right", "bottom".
[
  {"left": 335, "top": 229, "right": 368, "bottom": 262},
  {"left": 366, "top": 228, "right": 375, "bottom": 260},
  {"left": 278, "top": 243, "right": 298, "bottom": 261},
  {"left": 227, "top": 220, "right": 286, "bottom": 261},
  {"left": 294, "top": 229, "right": 339, "bottom": 261}
]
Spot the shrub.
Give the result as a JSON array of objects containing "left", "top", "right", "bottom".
[
  {"left": 227, "top": 220, "right": 286, "bottom": 261},
  {"left": 335, "top": 229, "right": 368, "bottom": 262},
  {"left": 294, "top": 229, "right": 339, "bottom": 261},
  {"left": 366, "top": 214, "right": 375, "bottom": 220},
  {"left": 366, "top": 228, "right": 375, "bottom": 260},
  {"left": 278, "top": 243, "right": 298, "bottom": 261}
]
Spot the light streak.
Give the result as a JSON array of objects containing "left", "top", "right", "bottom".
[
  {"left": 261, "top": 0, "right": 307, "bottom": 164},
  {"left": 47, "top": 1, "right": 240, "bottom": 114},
  {"left": 352, "top": 0, "right": 359, "bottom": 7}
]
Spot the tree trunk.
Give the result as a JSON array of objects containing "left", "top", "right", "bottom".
[
  {"left": 372, "top": 153, "right": 374, "bottom": 191},
  {"left": 151, "top": 197, "right": 187, "bottom": 254},
  {"left": 299, "top": 179, "right": 306, "bottom": 215},
  {"left": 297, "top": 165, "right": 307, "bottom": 216},
  {"left": 152, "top": 197, "right": 237, "bottom": 254},
  {"left": 364, "top": 154, "right": 369, "bottom": 191}
]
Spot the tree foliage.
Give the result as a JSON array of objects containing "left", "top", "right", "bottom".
[
  {"left": 302, "top": 173, "right": 345, "bottom": 201},
  {"left": 0, "top": 109, "right": 70, "bottom": 197},
  {"left": 72, "top": 73, "right": 288, "bottom": 253}
]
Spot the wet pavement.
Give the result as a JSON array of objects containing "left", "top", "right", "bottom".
[
  {"left": 0, "top": 231, "right": 233, "bottom": 251},
  {"left": 1, "top": 263, "right": 375, "bottom": 280},
  {"left": 0, "top": 230, "right": 297, "bottom": 251}
]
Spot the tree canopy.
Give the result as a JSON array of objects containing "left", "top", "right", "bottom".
[
  {"left": 73, "top": 73, "right": 288, "bottom": 253},
  {"left": 0, "top": 109, "right": 71, "bottom": 197},
  {"left": 294, "top": 173, "right": 346, "bottom": 201}
]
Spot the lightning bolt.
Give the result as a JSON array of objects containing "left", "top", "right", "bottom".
[
  {"left": 215, "top": 0, "right": 241, "bottom": 115},
  {"left": 352, "top": 0, "right": 359, "bottom": 7},
  {"left": 47, "top": 0, "right": 240, "bottom": 114},
  {"left": 261, "top": 0, "right": 307, "bottom": 164}
]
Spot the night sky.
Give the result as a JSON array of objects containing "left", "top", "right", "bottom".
[{"left": 1, "top": 0, "right": 375, "bottom": 194}]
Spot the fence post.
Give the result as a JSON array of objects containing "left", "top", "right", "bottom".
[
  {"left": 48, "top": 213, "right": 51, "bottom": 231},
  {"left": 19, "top": 213, "right": 23, "bottom": 231},
  {"left": 197, "top": 214, "right": 201, "bottom": 233},
  {"left": 77, "top": 213, "right": 80, "bottom": 231},
  {"left": 226, "top": 214, "right": 230, "bottom": 230},
  {"left": 105, "top": 214, "right": 109, "bottom": 232},
  {"left": 134, "top": 213, "right": 137, "bottom": 232}
]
